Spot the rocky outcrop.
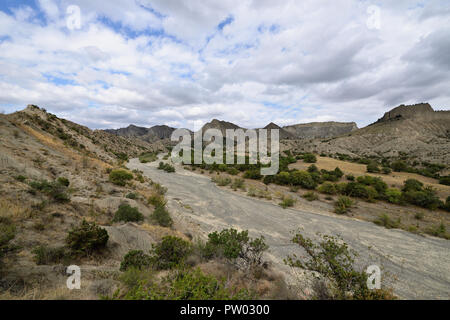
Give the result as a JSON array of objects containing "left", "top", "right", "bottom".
[
  {"left": 283, "top": 122, "right": 358, "bottom": 139},
  {"left": 377, "top": 103, "right": 434, "bottom": 122},
  {"left": 105, "top": 124, "right": 176, "bottom": 143}
]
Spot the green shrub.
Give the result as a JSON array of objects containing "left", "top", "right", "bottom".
[
  {"left": 139, "top": 152, "right": 157, "bottom": 163},
  {"left": 57, "top": 177, "right": 70, "bottom": 187},
  {"left": 109, "top": 170, "right": 133, "bottom": 186},
  {"left": 346, "top": 174, "right": 355, "bottom": 181},
  {"left": 126, "top": 192, "right": 137, "bottom": 199},
  {"left": 373, "top": 214, "right": 401, "bottom": 229},
  {"left": 120, "top": 250, "right": 152, "bottom": 271},
  {"left": 231, "top": 178, "right": 245, "bottom": 191},
  {"left": 148, "top": 194, "right": 167, "bottom": 208},
  {"left": 32, "top": 245, "right": 69, "bottom": 265},
  {"left": 290, "top": 171, "right": 318, "bottom": 189},
  {"left": 402, "top": 179, "right": 423, "bottom": 192},
  {"left": 426, "top": 223, "right": 449, "bottom": 240},
  {"left": 334, "top": 196, "right": 355, "bottom": 214},
  {"left": 303, "top": 153, "right": 317, "bottom": 163},
  {"left": 318, "top": 182, "right": 337, "bottom": 195},
  {"left": 151, "top": 206, "right": 173, "bottom": 227},
  {"left": 279, "top": 195, "right": 296, "bottom": 209},
  {"left": 122, "top": 267, "right": 253, "bottom": 300},
  {"left": 204, "top": 229, "right": 268, "bottom": 269},
  {"left": 285, "top": 232, "right": 396, "bottom": 300},
  {"left": 150, "top": 236, "right": 192, "bottom": 270},
  {"left": 303, "top": 191, "right": 319, "bottom": 201},
  {"left": 158, "top": 162, "right": 175, "bottom": 173},
  {"left": 391, "top": 160, "right": 408, "bottom": 172},
  {"left": 402, "top": 187, "right": 441, "bottom": 210},
  {"left": 414, "top": 212, "right": 424, "bottom": 220},
  {"left": 356, "top": 176, "right": 387, "bottom": 194},
  {"left": 15, "top": 175, "right": 27, "bottom": 182},
  {"left": 382, "top": 167, "right": 392, "bottom": 174},
  {"left": 212, "top": 176, "right": 231, "bottom": 186},
  {"left": 367, "top": 162, "right": 380, "bottom": 173},
  {"left": 344, "top": 182, "right": 369, "bottom": 198},
  {"left": 307, "top": 164, "right": 319, "bottom": 173},
  {"left": 66, "top": 220, "right": 108, "bottom": 256},
  {"left": 438, "top": 175, "right": 450, "bottom": 186},
  {"left": 29, "top": 179, "right": 70, "bottom": 203},
  {"left": 243, "top": 170, "right": 262, "bottom": 180},
  {"left": 385, "top": 188, "right": 402, "bottom": 204},
  {"left": 227, "top": 167, "right": 239, "bottom": 175},
  {"left": 114, "top": 204, "right": 144, "bottom": 223},
  {"left": 0, "top": 219, "right": 16, "bottom": 263}
]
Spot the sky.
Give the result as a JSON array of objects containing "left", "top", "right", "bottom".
[{"left": 0, "top": 0, "right": 449, "bottom": 130}]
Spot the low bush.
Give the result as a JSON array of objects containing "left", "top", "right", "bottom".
[
  {"left": 120, "top": 250, "right": 152, "bottom": 271},
  {"left": 402, "top": 179, "right": 424, "bottom": 192},
  {"left": 158, "top": 162, "right": 175, "bottom": 173},
  {"left": 373, "top": 214, "right": 401, "bottom": 229},
  {"left": 303, "top": 153, "right": 317, "bottom": 163},
  {"left": 148, "top": 194, "right": 166, "bottom": 208},
  {"left": 29, "top": 179, "right": 70, "bottom": 203},
  {"left": 114, "top": 204, "right": 144, "bottom": 223},
  {"left": 279, "top": 195, "right": 296, "bottom": 209},
  {"left": 66, "top": 220, "right": 109, "bottom": 256},
  {"left": 382, "top": 167, "right": 392, "bottom": 174},
  {"left": 15, "top": 175, "right": 27, "bottom": 182},
  {"left": 0, "top": 218, "right": 16, "bottom": 264},
  {"left": 385, "top": 188, "right": 402, "bottom": 204},
  {"left": 231, "top": 178, "right": 246, "bottom": 191},
  {"left": 151, "top": 206, "right": 173, "bottom": 227},
  {"left": 402, "top": 187, "right": 441, "bottom": 210},
  {"left": 367, "top": 162, "right": 380, "bottom": 173},
  {"left": 438, "top": 175, "right": 450, "bottom": 186},
  {"left": 126, "top": 192, "right": 137, "bottom": 199},
  {"left": 285, "top": 232, "right": 396, "bottom": 300},
  {"left": 150, "top": 236, "right": 192, "bottom": 270},
  {"left": 121, "top": 267, "right": 253, "bottom": 300},
  {"left": 414, "top": 212, "right": 424, "bottom": 220},
  {"left": 109, "top": 170, "right": 133, "bottom": 186},
  {"left": 426, "top": 223, "right": 449, "bottom": 240},
  {"left": 211, "top": 176, "right": 231, "bottom": 186},
  {"left": 318, "top": 182, "right": 337, "bottom": 195},
  {"left": 303, "top": 191, "right": 319, "bottom": 201},
  {"left": 57, "top": 177, "right": 70, "bottom": 187},
  {"left": 243, "top": 170, "right": 262, "bottom": 180},
  {"left": 334, "top": 196, "right": 355, "bottom": 214},
  {"left": 32, "top": 245, "right": 69, "bottom": 265},
  {"left": 139, "top": 152, "right": 157, "bottom": 164},
  {"left": 203, "top": 229, "right": 268, "bottom": 270}
]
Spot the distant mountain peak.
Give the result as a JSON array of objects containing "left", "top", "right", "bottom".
[{"left": 264, "top": 122, "right": 281, "bottom": 129}]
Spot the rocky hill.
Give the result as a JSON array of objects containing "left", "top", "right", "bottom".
[
  {"left": 288, "top": 103, "right": 450, "bottom": 165},
  {"left": 283, "top": 121, "right": 358, "bottom": 139},
  {"left": 0, "top": 105, "right": 177, "bottom": 299},
  {"left": 105, "top": 124, "right": 176, "bottom": 143}
]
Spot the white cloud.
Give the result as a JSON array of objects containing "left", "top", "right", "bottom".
[{"left": 0, "top": 0, "right": 449, "bottom": 129}]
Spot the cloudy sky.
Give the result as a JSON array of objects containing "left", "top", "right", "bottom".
[{"left": 0, "top": 0, "right": 449, "bottom": 130}]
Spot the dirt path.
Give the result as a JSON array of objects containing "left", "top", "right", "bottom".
[{"left": 127, "top": 158, "right": 450, "bottom": 300}]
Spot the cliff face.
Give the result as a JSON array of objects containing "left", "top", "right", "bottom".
[
  {"left": 283, "top": 122, "right": 358, "bottom": 139},
  {"left": 288, "top": 103, "right": 450, "bottom": 165},
  {"left": 377, "top": 103, "right": 434, "bottom": 122}
]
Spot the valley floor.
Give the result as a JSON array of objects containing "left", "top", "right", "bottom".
[{"left": 127, "top": 158, "right": 450, "bottom": 300}]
